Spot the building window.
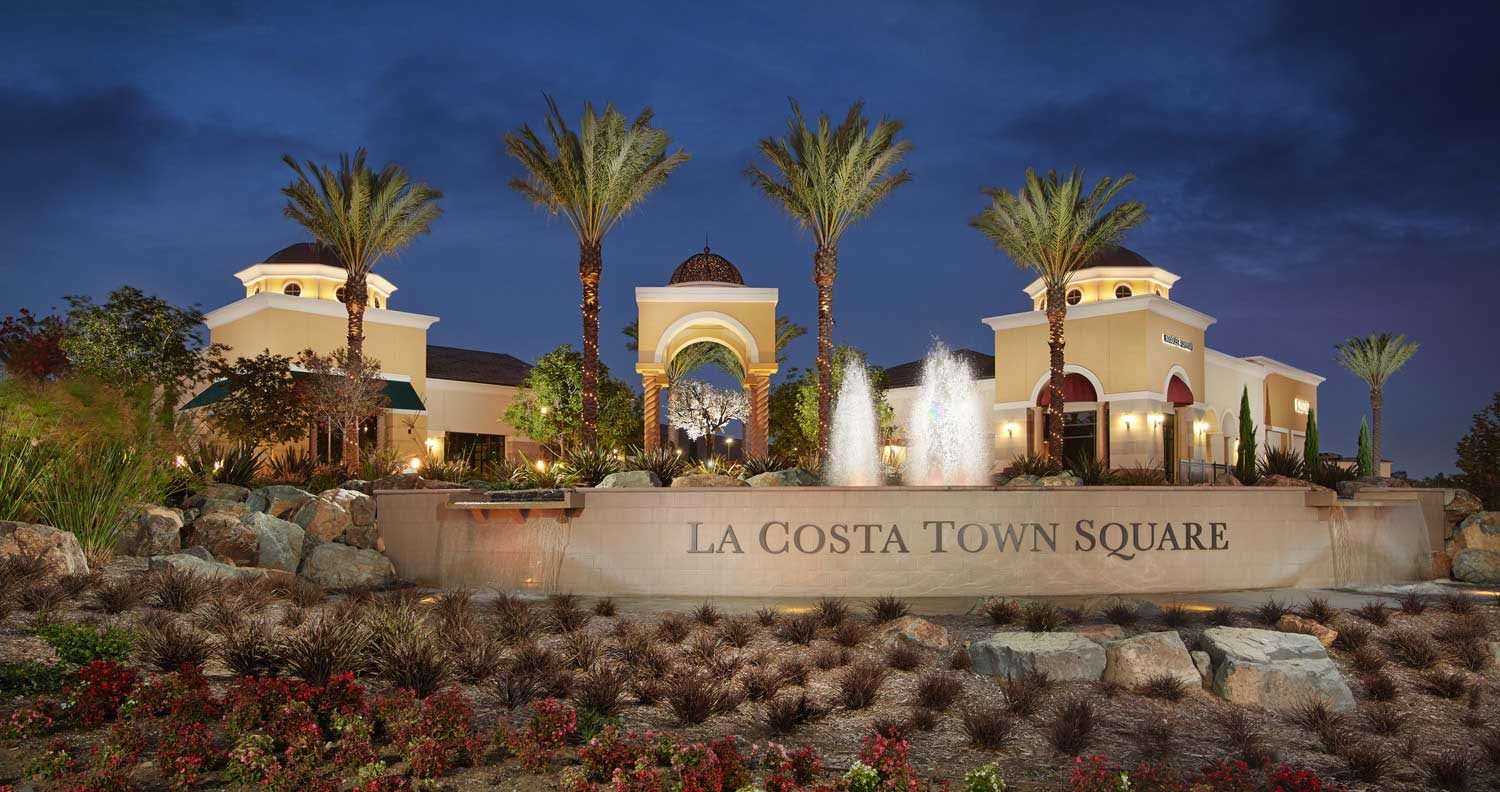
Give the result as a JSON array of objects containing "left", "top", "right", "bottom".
[
  {"left": 445, "top": 432, "right": 506, "bottom": 466},
  {"left": 1065, "top": 288, "right": 1082, "bottom": 306},
  {"left": 1114, "top": 284, "right": 1132, "bottom": 299},
  {"left": 336, "top": 286, "right": 346, "bottom": 303},
  {"left": 283, "top": 282, "right": 302, "bottom": 297}
]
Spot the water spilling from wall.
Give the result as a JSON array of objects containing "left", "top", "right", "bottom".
[
  {"left": 827, "top": 363, "right": 883, "bottom": 486},
  {"left": 905, "top": 342, "right": 991, "bottom": 485}
]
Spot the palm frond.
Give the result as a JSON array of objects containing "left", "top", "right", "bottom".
[{"left": 1334, "top": 333, "right": 1419, "bottom": 388}]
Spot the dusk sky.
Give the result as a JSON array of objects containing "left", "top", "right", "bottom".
[{"left": 3, "top": 1, "right": 1496, "bottom": 476}]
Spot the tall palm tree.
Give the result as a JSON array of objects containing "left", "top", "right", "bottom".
[
  {"left": 745, "top": 101, "right": 912, "bottom": 460},
  {"left": 1334, "top": 332, "right": 1418, "bottom": 473},
  {"left": 506, "top": 97, "right": 689, "bottom": 446},
  {"left": 971, "top": 169, "right": 1146, "bottom": 459},
  {"left": 281, "top": 148, "right": 443, "bottom": 467}
]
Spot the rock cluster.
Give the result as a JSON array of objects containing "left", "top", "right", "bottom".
[
  {"left": 669, "top": 473, "right": 748, "bottom": 488},
  {"left": 1450, "top": 512, "right": 1500, "bottom": 583}
]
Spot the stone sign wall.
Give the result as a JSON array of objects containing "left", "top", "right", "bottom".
[{"left": 375, "top": 486, "right": 1433, "bottom": 597}]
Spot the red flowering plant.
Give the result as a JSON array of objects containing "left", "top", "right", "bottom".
[
  {"left": 127, "top": 665, "right": 220, "bottom": 724},
  {"left": 374, "top": 687, "right": 484, "bottom": 778},
  {"left": 503, "top": 697, "right": 578, "bottom": 771},
  {"left": 1069, "top": 756, "right": 1130, "bottom": 792},
  {"left": 578, "top": 725, "right": 670, "bottom": 783},
  {"left": 761, "top": 743, "right": 823, "bottom": 792},
  {"left": 223, "top": 676, "right": 315, "bottom": 736},
  {"left": 1266, "top": 765, "right": 1349, "bottom": 792},
  {"left": 852, "top": 731, "right": 919, "bottom": 792},
  {"left": 71, "top": 660, "right": 139, "bottom": 728},
  {"left": 1, "top": 698, "right": 59, "bottom": 741},
  {"left": 158, "top": 719, "right": 222, "bottom": 791},
  {"left": 1189, "top": 760, "right": 1256, "bottom": 792},
  {"left": 0, "top": 308, "right": 69, "bottom": 381}
]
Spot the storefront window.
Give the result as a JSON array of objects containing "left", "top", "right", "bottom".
[
  {"left": 445, "top": 432, "right": 506, "bottom": 467},
  {"left": 1044, "top": 411, "right": 1096, "bottom": 466}
]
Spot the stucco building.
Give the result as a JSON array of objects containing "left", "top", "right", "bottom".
[
  {"left": 885, "top": 248, "right": 1323, "bottom": 481},
  {"left": 187, "top": 243, "right": 538, "bottom": 463}
]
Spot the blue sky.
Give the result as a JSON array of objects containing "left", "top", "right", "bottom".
[{"left": 3, "top": 1, "right": 1497, "bottom": 476}]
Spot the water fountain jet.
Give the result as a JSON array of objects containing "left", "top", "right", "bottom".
[
  {"left": 905, "top": 342, "right": 991, "bottom": 485},
  {"left": 827, "top": 363, "right": 882, "bottom": 486}
]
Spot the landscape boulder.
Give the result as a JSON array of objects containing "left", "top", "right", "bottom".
[
  {"left": 876, "top": 616, "right": 951, "bottom": 651},
  {"left": 189, "top": 513, "right": 259, "bottom": 566},
  {"left": 747, "top": 468, "right": 820, "bottom": 487},
  {"left": 189, "top": 483, "right": 251, "bottom": 504},
  {"left": 1453, "top": 548, "right": 1500, "bottom": 584},
  {"left": 341, "top": 523, "right": 380, "bottom": 551},
  {"left": 1276, "top": 614, "right": 1338, "bottom": 648},
  {"left": 299, "top": 542, "right": 395, "bottom": 588},
  {"left": 196, "top": 498, "right": 251, "bottom": 519},
  {"left": 0, "top": 521, "right": 89, "bottom": 577},
  {"left": 967, "top": 632, "right": 1106, "bottom": 681},
  {"left": 1443, "top": 490, "right": 1484, "bottom": 529},
  {"left": 669, "top": 474, "right": 749, "bottom": 488},
  {"left": 293, "top": 496, "right": 353, "bottom": 543},
  {"left": 245, "top": 485, "right": 315, "bottom": 520},
  {"left": 321, "top": 488, "right": 377, "bottom": 527},
  {"left": 118, "top": 506, "right": 183, "bottom": 557},
  {"left": 1038, "top": 473, "right": 1082, "bottom": 487},
  {"left": 1256, "top": 475, "right": 1330, "bottom": 491},
  {"left": 181, "top": 545, "right": 215, "bottom": 562},
  {"left": 339, "top": 479, "right": 375, "bottom": 496},
  {"left": 1102, "top": 631, "right": 1201, "bottom": 690},
  {"left": 1005, "top": 475, "right": 1041, "bottom": 487},
  {"left": 149, "top": 552, "right": 255, "bottom": 581},
  {"left": 1073, "top": 624, "right": 1126, "bottom": 644},
  {"left": 1451, "top": 512, "right": 1500, "bottom": 554},
  {"left": 369, "top": 473, "right": 463, "bottom": 492},
  {"left": 597, "top": 470, "right": 663, "bottom": 488},
  {"left": 1191, "top": 651, "right": 1213, "bottom": 687},
  {"left": 1335, "top": 476, "right": 1410, "bottom": 499},
  {"left": 1199, "top": 627, "right": 1355, "bottom": 711},
  {"left": 243, "top": 511, "right": 305, "bottom": 573}
]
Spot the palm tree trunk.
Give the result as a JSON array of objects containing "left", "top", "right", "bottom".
[
  {"left": 1044, "top": 286, "right": 1067, "bottom": 460},
  {"left": 579, "top": 240, "right": 603, "bottom": 447},
  {"left": 1370, "top": 385, "right": 1383, "bottom": 477},
  {"left": 813, "top": 245, "right": 837, "bottom": 462},
  {"left": 343, "top": 275, "right": 368, "bottom": 470}
]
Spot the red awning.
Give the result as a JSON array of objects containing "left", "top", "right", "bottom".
[
  {"left": 1167, "top": 375, "right": 1194, "bottom": 406},
  {"left": 1037, "top": 373, "right": 1099, "bottom": 405}
]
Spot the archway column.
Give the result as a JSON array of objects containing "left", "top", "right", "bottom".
[
  {"left": 642, "top": 374, "right": 666, "bottom": 452},
  {"left": 744, "top": 374, "right": 770, "bottom": 457}
]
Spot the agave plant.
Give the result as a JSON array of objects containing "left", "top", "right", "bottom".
[
  {"left": 740, "top": 454, "right": 793, "bottom": 477},
  {"left": 1001, "top": 453, "right": 1062, "bottom": 479},
  {"left": 187, "top": 442, "right": 262, "bottom": 487},
  {"left": 1067, "top": 454, "right": 1114, "bottom": 486},
  {"left": 561, "top": 445, "right": 622, "bottom": 487},
  {"left": 514, "top": 453, "right": 580, "bottom": 489},
  {"left": 1257, "top": 447, "right": 1307, "bottom": 480},
  {"left": 623, "top": 445, "right": 686, "bottom": 485},
  {"left": 268, "top": 446, "right": 316, "bottom": 483}
]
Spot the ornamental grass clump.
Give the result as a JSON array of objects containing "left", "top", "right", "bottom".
[
  {"left": 1022, "top": 601, "right": 1063, "bottom": 632},
  {"left": 136, "top": 617, "right": 214, "bottom": 672},
  {"left": 1341, "top": 742, "right": 1391, "bottom": 784},
  {"left": 656, "top": 612, "right": 694, "bottom": 643},
  {"left": 813, "top": 644, "right": 851, "bottom": 670},
  {"left": 982, "top": 597, "right": 1021, "bottom": 625},
  {"left": 664, "top": 672, "right": 739, "bottom": 725},
  {"left": 1045, "top": 695, "right": 1096, "bottom": 755},
  {"left": 1102, "top": 601, "right": 1140, "bottom": 627},
  {"left": 1160, "top": 602, "right": 1194, "bottom": 628},
  {"left": 1206, "top": 605, "right": 1236, "bottom": 627},
  {"left": 885, "top": 642, "right": 923, "bottom": 672},
  {"left": 1361, "top": 671, "right": 1398, "bottom": 701},
  {"left": 591, "top": 597, "right": 617, "bottom": 617},
  {"left": 1420, "top": 669, "right": 1470, "bottom": 699},
  {"left": 90, "top": 577, "right": 146, "bottom": 614},
  {"left": 278, "top": 616, "right": 368, "bottom": 686},
  {"left": 1138, "top": 673, "right": 1187, "bottom": 702},
  {"left": 766, "top": 691, "right": 827, "bottom": 734},
  {"left": 867, "top": 594, "right": 910, "bottom": 623},
  {"left": 815, "top": 596, "right": 849, "bottom": 627},
  {"left": 574, "top": 666, "right": 627, "bottom": 717},
  {"left": 960, "top": 703, "right": 1016, "bottom": 749},
  {"left": 37, "top": 440, "right": 171, "bottom": 566},
  {"left": 1423, "top": 752, "right": 1476, "bottom": 792},
  {"left": 839, "top": 661, "right": 888, "bottom": 709},
  {"left": 1354, "top": 601, "right": 1391, "bottom": 626},
  {"left": 691, "top": 601, "right": 722, "bottom": 626},
  {"left": 912, "top": 671, "right": 962, "bottom": 710},
  {"left": 561, "top": 629, "right": 605, "bottom": 671},
  {"left": 742, "top": 665, "right": 784, "bottom": 702},
  {"left": 1133, "top": 712, "right": 1176, "bottom": 756},
  {"left": 717, "top": 617, "right": 757, "bottom": 648},
  {"left": 1254, "top": 597, "right": 1292, "bottom": 625},
  {"left": 1332, "top": 621, "right": 1372, "bottom": 652},
  {"left": 776, "top": 613, "right": 820, "bottom": 645},
  {"left": 1004, "top": 670, "right": 1050, "bottom": 717},
  {"left": 220, "top": 623, "right": 280, "bottom": 678},
  {"left": 149, "top": 566, "right": 209, "bottom": 613},
  {"left": 832, "top": 619, "right": 868, "bottom": 648},
  {"left": 450, "top": 631, "right": 505, "bottom": 683},
  {"left": 1387, "top": 628, "right": 1440, "bottom": 669},
  {"left": 1360, "top": 703, "right": 1403, "bottom": 736},
  {"left": 1301, "top": 596, "right": 1338, "bottom": 624}
]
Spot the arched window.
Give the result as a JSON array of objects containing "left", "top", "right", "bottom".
[
  {"left": 336, "top": 287, "right": 346, "bottom": 303},
  {"left": 283, "top": 282, "right": 302, "bottom": 297},
  {"left": 1065, "top": 288, "right": 1082, "bottom": 306},
  {"left": 1114, "top": 284, "right": 1133, "bottom": 299}
]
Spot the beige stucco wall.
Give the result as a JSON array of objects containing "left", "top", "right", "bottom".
[
  {"left": 1030, "top": 277, "right": 1172, "bottom": 310},
  {"left": 993, "top": 309, "right": 1204, "bottom": 404},
  {"left": 377, "top": 487, "right": 1431, "bottom": 597},
  {"left": 1264, "top": 373, "right": 1318, "bottom": 434},
  {"left": 635, "top": 295, "right": 777, "bottom": 376},
  {"left": 423, "top": 378, "right": 532, "bottom": 459}
]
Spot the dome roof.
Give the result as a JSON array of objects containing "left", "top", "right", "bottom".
[
  {"left": 1080, "top": 245, "right": 1153, "bottom": 269},
  {"left": 669, "top": 246, "right": 744, "bottom": 286},
  {"left": 264, "top": 242, "right": 344, "bottom": 268}
]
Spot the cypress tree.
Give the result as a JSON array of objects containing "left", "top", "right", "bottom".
[
  {"left": 1236, "top": 386, "right": 1258, "bottom": 482},
  {"left": 1357, "top": 416, "right": 1374, "bottom": 477},
  {"left": 1302, "top": 408, "right": 1320, "bottom": 481}
]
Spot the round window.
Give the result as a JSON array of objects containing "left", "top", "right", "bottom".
[
  {"left": 1114, "top": 284, "right": 1133, "bottom": 299},
  {"left": 283, "top": 282, "right": 302, "bottom": 297},
  {"left": 1065, "top": 288, "right": 1082, "bottom": 306},
  {"left": 336, "top": 287, "right": 346, "bottom": 303}
]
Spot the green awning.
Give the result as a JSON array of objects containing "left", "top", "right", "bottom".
[{"left": 180, "top": 372, "right": 425, "bottom": 412}]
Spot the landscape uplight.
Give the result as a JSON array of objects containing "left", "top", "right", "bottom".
[{"left": 409, "top": 457, "right": 422, "bottom": 470}]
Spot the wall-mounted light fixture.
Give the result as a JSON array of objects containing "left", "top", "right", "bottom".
[
  {"left": 424, "top": 437, "right": 440, "bottom": 452},
  {"left": 1002, "top": 422, "right": 1019, "bottom": 437},
  {"left": 1148, "top": 413, "right": 1165, "bottom": 429},
  {"left": 1120, "top": 414, "right": 1135, "bottom": 430},
  {"left": 1192, "top": 420, "right": 1209, "bottom": 434}
]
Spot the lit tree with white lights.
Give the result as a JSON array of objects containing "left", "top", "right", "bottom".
[{"left": 668, "top": 379, "right": 749, "bottom": 450}]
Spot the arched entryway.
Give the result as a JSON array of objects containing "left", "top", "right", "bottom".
[{"left": 634, "top": 247, "right": 779, "bottom": 456}]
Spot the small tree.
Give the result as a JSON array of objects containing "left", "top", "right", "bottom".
[
  {"left": 204, "top": 351, "right": 310, "bottom": 448},
  {"left": 1357, "top": 416, "right": 1374, "bottom": 477},
  {"left": 793, "top": 346, "right": 894, "bottom": 456},
  {"left": 296, "top": 348, "right": 388, "bottom": 469},
  {"left": 0, "top": 308, "right": 69, "bottom": 381},
  {"left": 1302, "top": 407, "right": 1320, "bottom": 481},
  {"left": 503, "top": 345, "right": 641, "bottom": 455},
  {"left": 1456, "top": 391, "right": 1500, "bottom": 508},
  {"left": 667, "top": 379, "right": 749, "bottom": 450},
  {"left": 1235, "top": 386, "right": 1258, "bottom": 483},
  {"left": 62, "top": 286, "right": 223, "bottom": 424}
]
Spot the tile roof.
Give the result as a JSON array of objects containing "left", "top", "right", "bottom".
[
  {"left": 881, "top": 348, "right": 996, "bottom": 389},
  {"left": 426, "top": 345, "right": 531, "bottom": 387}
]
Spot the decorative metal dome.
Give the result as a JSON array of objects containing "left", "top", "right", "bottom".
[
  {"left": 669, "top": 246, "right": 744, "bottom": 285},
  {"left": 1080, "top": 245, "right": 1153, "bottom": 269},
  {"left": 264, "top": 242, "right": 344, "bottom": 268}
]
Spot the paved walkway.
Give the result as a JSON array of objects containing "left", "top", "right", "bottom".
[{"left": 515, "top": 580, "right": 1491, "bottom": 616}]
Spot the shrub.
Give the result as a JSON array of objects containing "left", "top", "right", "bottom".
[
  {"left": 838, "top": 661, "right": 888, "bottom": 709},
  {"left": 766, "top": 692, "right": 828, "bottom": 735},
  {"left": 1301, "top": 596, "right": 1337, "bottom": 624},
  {"left": 1257, "top": 447, "right": 1306, "bottom": 479},
  {"left": 1353, "top": 601, "right": 1391, "bottom": 626},
  {"left": 505, "top": 697, "right": 576, "bottom": 771},
  {"left": 1068, "top": 453, "right": 1114, "bottom": 485},
  {"left": 691, "top": 601, "right": 722, "bottom": 626},
  {"left": 1102, "top": 601, "right": 1140, "bottom": 627},
  {"left": 38, "top": 439, "right": 172, "bottom": 566},
  {"left": 36, "top": 622, "right": 133, "bottom": 665},
  {"left": 1004, "top": 671, "right": 1050, "bottom": 717},
  {"left": 1360, "top": 703, "right": 1403, "bottom": 736},
  {"left": 960, "top": 703, "right": 1016, "bottom": 749},
  {"left": 1387, "top": 629, "right": 1440, "bottom": 668},
  {"left": 1207, "top": 605, "right": 1236, "bottom": 626},
  {"left": 832, "top": 620, "right": 868, "bottom": 648},
  {"left": 574, "top": 666, "right": 627, "bottom": 717},
  {"left": 812, "top": 644, "right": 850, "bottom": 670},
  {"left": 717, "top": 617, "right": 757, "bottom": 648},
  {"left": 1423, "top": 753, "right": 1475, "bottom": 792},
  {"left": 149, "top": 566, "right": 209, "bottom": 613},
  {"left": 1023, "top": 601, "right": 1063, "bottom": 632},
  {"left": 136, "top": 618, "right": 213, "bottom": 672},
  {"left": 1112, "top": 464, "right": 1167, "bottom": 486},
  {"left": 1254, "top": 597, "right": 1292, "bottom": 625},
  {"left": 1139, "top": 673, "right": 1187, "bottom": 702},
  {"left": 73, "top": 659, "right": 139, "bottom": 728},
  {"left": 866, "top": 594, "right": 910, "bottom": 624},
  {"left": 664, "top": 673, "right": 738, "bottom": 725},
  {"left": 279, "top": 617, "right": 368, "bottom": 685},
  {"left": 962, "top": 763, "right": 1008, "bottom": 792},
  {"left": 561, "top": 445, "right": 620, "bottom": 487},
  {"left": 0, "top": 660, "right": 68, "bottom": 697},
  {"left": 775, "top": 613, "right": 819, "bottom": 645},
  {"left": 656, "top": 612, "right": 694, "bottom": 643},
  {"left": 815, "top": 596, "right": 849, "bottom": 627},
  {"left": 1361, "top": 672, "right": 1397, "bottom": 701},
  {"left": 913, "top": 671, "right": 962, "bottom": 710},
  {"left": 1332, "top": 621, "right": 1371, "bottom": 652},
  {"left": 1002, "top": 453, "right": 1061, "bottom": 478},
  {"left": 623, "top": 446, "right": 686, "bottom": 485},
  {"left": 220, "top": 623, "right": 280, "bottom": 678},
  {"left": 1046, "top": 696, "right": 1096, "bottom": 755},
  {"left": 592, "top": 597, "right": 617, "bottom": 617},
  {"left": 982, "top": 597, "right": 1021, "bottom": 625},
  {"left": 885, "top": 643, "right": 923, "bottom": 672},
  {"left": 1421, "top": 669, "right": 1470, "bottom": 699}
]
